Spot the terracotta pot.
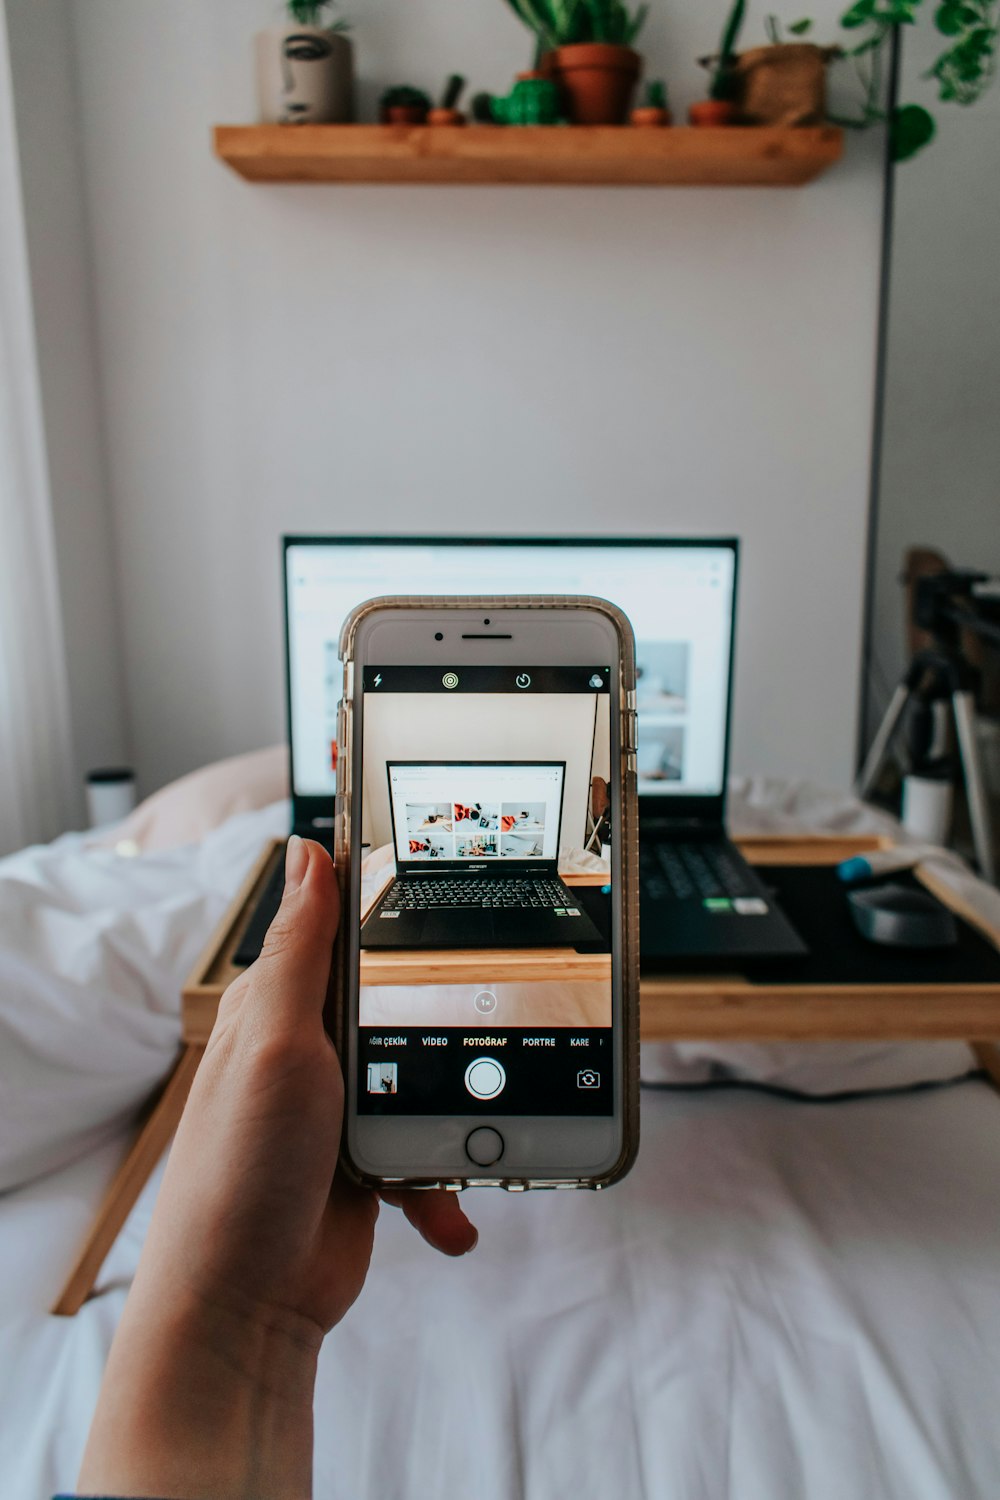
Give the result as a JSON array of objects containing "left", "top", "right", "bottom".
[
  {"left": 254, "top": 24, "right": 354, "bottom": 124},
  {"left": 631, "top": 106, "right": 672, "bottom": 127},
  {"left": 688, "top": 99, "right": 739, "bottom": 127},
  {"left": 733, "top": 43, "right": 838, "bottom": 126},
  {"left": 549, "top": 43, "right": 641, "bottom": 125},
  {"left": 382, "top": 103, "right": 428, "bottom": 125},
  {"left": 427, "top": 107, "right": 465, "bottom": 126}
]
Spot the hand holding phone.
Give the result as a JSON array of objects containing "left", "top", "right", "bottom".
[
  {"left": 78, "top": 834, "right": 476, "bottom": 1500},
  {"left": 333, "top": 597, "right": 639, "bottom": 1190}
]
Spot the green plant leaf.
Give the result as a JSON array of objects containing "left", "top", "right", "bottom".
[
  {"left": 720, "top": 0, "right": 748, "bottom": 56},
  {"left": 840, "top": 0, "right": 876, "bottom": 28},
  {"left": 880, "top": 0, "right": 921, "bottom": 23},
  {"left": 626, "top": 1, "right": 649, "bottom": 43},
  {"left": 789, "top": 17, "right": 815, "bottom": 33},
  {"left": 891, "top": 101, "right": 936, "bottom": 158},
  {"left": 934, "top": 2, "right": 964, "bottom": 33},
  {"left": 504, "top": 0, "right": 551, "bottom": 46}
]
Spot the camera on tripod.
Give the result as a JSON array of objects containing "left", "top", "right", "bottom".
[
  {"left": 913, "top": 569, "right": 1000, "bottom": 651},
  {"left": 857, "top": 567, "right": 1000, "bottom": 884}
]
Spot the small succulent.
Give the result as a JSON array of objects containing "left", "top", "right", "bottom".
[
  {"left": 380, "top": 85, "right": 433, "bottom": 110},
  {"left": 439, "top": 73, "right": 467, "bottom": 109},
  {"left": 644, "top": 77, "right": 669, "bottom": 109},
  {"left": 286, "top": 0, "right": 350, "bottom": 31}
]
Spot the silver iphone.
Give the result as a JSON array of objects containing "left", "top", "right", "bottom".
[{"left": 332, "top": 596, "right": 639, "bottom": 1190}]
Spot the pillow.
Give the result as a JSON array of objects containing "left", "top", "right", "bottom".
[
  {"left": 0, "top": 802, "right": 287, "bottom": 1192},
  {"left": 640, "top": 1040, "right": 978, "bottom": 1096},
  {"left": 90, "top": 745, "right": 289, "bottom": 854}
]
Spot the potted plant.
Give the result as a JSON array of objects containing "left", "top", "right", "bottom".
[
  {"left": 503, "top": 0, "right": 649, "bottom": 125},
  {"left": 731, "top": 17, "right": 840, "bottom": 125},
  {"left": 379, "top": 85, "right": 432, "bottom": 125},
  {"left": 691, "top": 0, "right": 746, "bottom": 124},
  {"left": 428, "top": 74, "right": 467, "bottom": 126},
  {"left": 631, "top": 77, "right": 672, "bottom": 124},
  {"left": 255, "top": 0, "right": 354, "bottom": 125}
]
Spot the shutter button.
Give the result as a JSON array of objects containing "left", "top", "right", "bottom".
[{"left": 465, "top": 1127, "right": 505, "bottom": 1166}]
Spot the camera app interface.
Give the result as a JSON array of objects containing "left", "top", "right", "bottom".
[{"left": 357, "top": 665, "right": 613, "bottom": 1117}]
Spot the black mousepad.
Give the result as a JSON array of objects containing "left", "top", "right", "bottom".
[{"left": 743, "top": 867, "right": 1000, "bottom": 987}]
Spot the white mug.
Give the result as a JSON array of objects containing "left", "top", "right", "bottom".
[
  {"left": 901, "top": 773, "right": 953, "bottom": 846},
  {"left": 86, "top": 768, "right": 137, "bottom": 829}
]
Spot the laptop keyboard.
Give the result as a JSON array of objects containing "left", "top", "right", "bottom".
[
  {"left": 640, "top": 842, "right": 752, "bottom": 902},
  {"left": 382, "top": 877, "right": 570, "bottom": 911}
]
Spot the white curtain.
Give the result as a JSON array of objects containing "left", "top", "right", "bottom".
[{"left": 0, "top": 2, "right": 76, "bottom": 855}]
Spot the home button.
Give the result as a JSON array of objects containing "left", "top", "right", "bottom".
[{"left": 465, "top": 1127, "right": 505, "bottom": 1167}]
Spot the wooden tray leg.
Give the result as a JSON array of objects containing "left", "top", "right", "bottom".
[
  {"left": 51, "top": 1043, "right": 204, "bottom": 1317},
  {"left": 972, "top": 1041, "right": 1000, "bottom": 1095}
]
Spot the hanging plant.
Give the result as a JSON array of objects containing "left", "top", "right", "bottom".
[{"left": 809, "top": 0, "right": 998, "bottom": 158}]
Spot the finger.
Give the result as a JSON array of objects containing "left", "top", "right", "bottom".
[
  {"left": 246, "top": 836, "right": 340, "bottom": 1030},
  {"left": 380, "top": 1189, "right": 478, "bottom": 1256}
]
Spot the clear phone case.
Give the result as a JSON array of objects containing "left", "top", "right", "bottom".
[{"left": 331, "top": 595, "right": 639, "bottom": 1191}]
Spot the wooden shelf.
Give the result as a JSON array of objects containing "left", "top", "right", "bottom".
[{"left": 214, "top": 123, "right": 843, "bottom": 187}]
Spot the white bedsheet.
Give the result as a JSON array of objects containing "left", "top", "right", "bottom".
[
  {"left": 2, "top": 1083, "right": 999, "bottom": 1499},
  {"left": 3, "top": 779, "right": 1000, "bottom": 1499}
]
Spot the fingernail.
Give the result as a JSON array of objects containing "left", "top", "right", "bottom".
[
  {"left": 465, "top": 1228, "right": 479, "bottom": 1254},
  {"left": 284, "top": 834, "right": 308, "bottom": 895}
]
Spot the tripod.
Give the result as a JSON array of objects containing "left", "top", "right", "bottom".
[{"left": 857, "top": 645, "right": 996, "bottom": 885}]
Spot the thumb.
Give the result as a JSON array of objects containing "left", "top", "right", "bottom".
[{"left": 251, "top": 835, "right": 340, "bottom": 1030}]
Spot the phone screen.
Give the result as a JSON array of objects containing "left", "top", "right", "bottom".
[{"left": 355, "top": 663, "right": 614, "bottom": 1118}]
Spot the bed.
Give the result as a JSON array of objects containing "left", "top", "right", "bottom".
[{"left": 1, "top": 754, "right": 999, "bottom": 1499}]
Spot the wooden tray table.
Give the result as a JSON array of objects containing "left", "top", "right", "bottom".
[{"left": 52, "top": 833, "right": 1000, "bottom": 1315}]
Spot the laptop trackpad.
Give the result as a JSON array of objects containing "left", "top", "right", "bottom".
[{"left": 422, "top": 912, "right": 495, "bottom": 946}]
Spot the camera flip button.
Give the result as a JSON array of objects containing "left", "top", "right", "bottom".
[{"left": 465, "top": 1127, "right": 505, "bottom": 1167}]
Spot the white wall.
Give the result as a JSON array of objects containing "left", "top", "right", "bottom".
[
  {"left": 362, "top": 694, "right": 602, "bottom": 850},
  {"left": 66, "top": 0, "right": 886, "bottom": 798},
  {"left": 5, "top": 0, "right": 129, "bottom": 814},
  {"left": 867, "top": 23, "right": 1000, "bottom": 733}
]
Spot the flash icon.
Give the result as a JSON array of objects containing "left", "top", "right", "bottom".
[{"left": 373, "top": 673, "right": 382, "bottom": 687}]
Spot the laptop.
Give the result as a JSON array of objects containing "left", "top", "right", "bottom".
[
  {"left": 359, "top": 760, "right": 604, "bottom": 949},
  {"left": 232, "top": 535, "right": 806, "bottom": 967}
]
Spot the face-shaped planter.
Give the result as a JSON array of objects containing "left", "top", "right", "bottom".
[{"left": 255, "top": 23, "right": 354, "bottom": 124}]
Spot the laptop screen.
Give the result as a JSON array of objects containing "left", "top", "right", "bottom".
[
  {"left": 386, "top": 761, "right": 564, "bottom": 865},
  {"left": 285, "top": 538, "right": 737, "bottom": 806}
]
